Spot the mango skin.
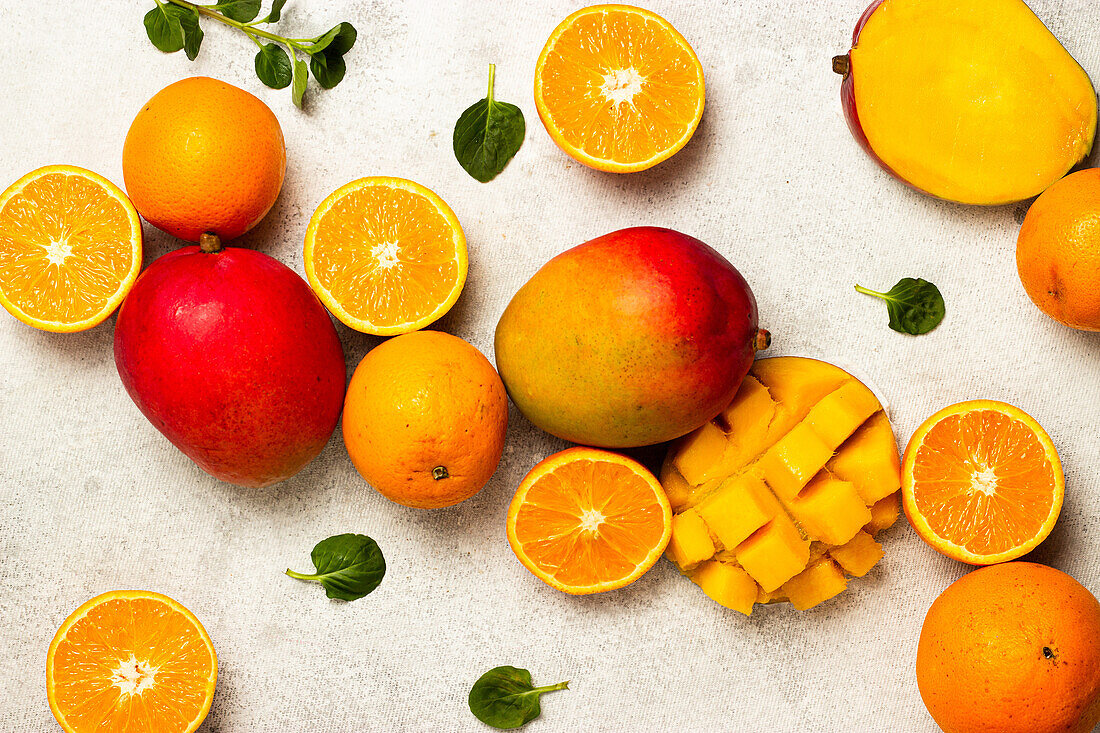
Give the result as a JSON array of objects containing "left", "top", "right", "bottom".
[
  {"left": 494, "top": 227, "right": 761, "bottom": 448},
  {"left": 114, "top": 246, "right": 346, "bottom": 487}
]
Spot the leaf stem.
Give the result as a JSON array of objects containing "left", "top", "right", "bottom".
[
  {"left": 285, "top": 569, "right": 320, "bottom": 581},
  {"left": 854, "top": 284, "right": 885, "bottom": 299},
  {"left": 534, "top": 681, "right": 569, "bottom": 693},
  {"left": 487, "top": 62, "right": 496, "bottom": 104},
  {"left": 165, "top": 0, "right": 312, "bottom": 51}
]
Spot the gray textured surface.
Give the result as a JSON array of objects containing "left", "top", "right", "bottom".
[{"left": 2, "top": 1, "right": 1100, "bottom": 730}]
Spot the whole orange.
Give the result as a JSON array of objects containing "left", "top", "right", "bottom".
[
  {"left": 1017, "top": 168, "right": 1100, "bottom": 331},
  {"left": 343, "top": 330, "right": 508, "bottom": 509},
  {"left": 917, "top": 562, "right": 1100, "bottom": 733},
  {"left": 122, "top": 76, "right": 285, "bottom": 242}
]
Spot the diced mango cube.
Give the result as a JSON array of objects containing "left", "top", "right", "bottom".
[
  {"left": 788, "top": 472, "right": 872, "bottom": 546},
  {"left": 864, "top": 491, "right": 902, "bottom": 535},
  {"left": 752, "top": 357, "right": 849, "bottom": 439},
  {"left": 781, "top": 558, "right": 848, "bottom": 610},
  {"left": 695, "top": 475, "right": 779, "bottom": 551},
  {"left": 735, "top": 514, "right": 810, "bottom": 592},
  {"left": 805, "top": 380, "right": 881, "bottom": 448},
  {"left": 758, "top": 421, "right": 834, "bottom": 500},
  {"left": 665, "top": 508, "right": 716, "bottom": 570},
  {"left": 672, "top": 421, "right": 728, "bottom": 486},
  {"left": 830, "top": 531, "right": 884, "bottom": 577},
  {"left": 659, "top": 465, "right": 694, "bottom": 512},
  {"left": 689, "top": 560, "right": 758, "bottom": 615},
  {"left": 715, "top": 376, "right": 778, "bottom": 473},
  {"left": 828, "top": 412, "right": 902, "bottom": 504},
  {"left": 756, "top": 586, "right": 788, "bottom": 604}
]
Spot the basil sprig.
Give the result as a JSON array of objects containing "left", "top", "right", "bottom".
[
  {"left": 286, "top": 534, "right": 385, "bottom": 601},
  {"left": 143, "top": 0, "right": 356, "bottom": 107},
  {"left": 469, "top": 666, "right": 569, "bottom": 729},
  {"left": 855, "top": 278, "right": 945, "bottom": 335},
  {"left": 454, "top": 64, "right": 526, "bottom": 182}
]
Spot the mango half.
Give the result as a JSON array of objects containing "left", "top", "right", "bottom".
[
  {"left": 835, "top": 0, "right": 1097, "bottom": 205},
  {"left": 661, "top": 356, "right": 902, "bottom": 614}
]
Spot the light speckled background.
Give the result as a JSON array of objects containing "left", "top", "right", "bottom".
[{"left": 2, "top": 1, "right": 1100, "bottom": 730}]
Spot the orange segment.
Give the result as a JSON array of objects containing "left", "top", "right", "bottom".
[
  {"left": 303, "top": 177, "right": 467, "bottom": 335},
  {"left": 507, "top": 447, "right": 672, "bottom": 594},
  {"left": 534, "top": 5, "right": 705, "bottom": 172},
  {"left": 902, "top": 400, "right": 1064, "bottom": 565},
  {"left": 47, "top": 590, "right": 217, "bottom": 733},
  {"left": 0, "top": 165, "right": 142, "bottom": 332}
]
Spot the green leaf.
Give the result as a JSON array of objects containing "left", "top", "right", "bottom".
[
  {"left": 855, "top": 278, "right": 945, "bottom": 335},
  {"left": 307, "top": 22, "right": 357, "bottom": 56},
  {"left": 310, "top": 52, "right": 346, "bottom": 89},
  {"left": 286, "top": 534, "right": 385, "bottom": 601},
  {"left": 179, "top": 6, "right": 203, "bottom": 61},
  {"left": 255, "top": 43, "right": 293, "bottom": 89},
  {"left": 454, "top": 64, "right": 525, "bottom": 182},
  {"left": 469, "top": 666, "right": 569, "bottom": 730},
  {"left": 291, "top": 56, "right": 308, "bottom": 108},
  {"left": 260, "top": 0, "right": 288, "bottom": 23},
  {"left": 143, "top": 4, "right": 186, "bottom": 53},
  {"left": 213, "top": 0, "right": 261, "bottom": 22}
]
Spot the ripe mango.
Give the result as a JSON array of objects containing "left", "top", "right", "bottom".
[
  {"left": 660, "top": 356, "right": 903, "bottom": 614},
  {"left": 494, "top": 227, "right": 768, "bottom": 448}
]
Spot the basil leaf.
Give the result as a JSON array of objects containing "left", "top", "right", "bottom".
[
  {"left": 179, "top": 6, "right": 204, "bottom": 61},
  {"left": 291, "top": 56, "right": 308, "bottom": 108},
  {"left": 454, "top": 64, "right": 525, "bottom": 183},
  {"left": 469, "top": 666, "right": 569, "bottom": 730},
  {"left": 308, "top": 22, "right": 357, "bottom": 56},
  {"left": 855, "top": 278, "right": 945, "bottom": 335},
  {"left": 255, "top": 43, "right": 293, "bottom": 89},
  {"left": 286, "top": 533, "right": 385, "bottom": 601},
  {"left": 144, "top": 4, "right": 186, "bottom": 53},
  {"left": 310, "top": 52, "right": 346, "bottom": 89},
  {"left": 260, "top": 0, "right": 288, "bottom": 23},
  {"left": 212, "top": 0, "right": 261, "bottom": 22}
]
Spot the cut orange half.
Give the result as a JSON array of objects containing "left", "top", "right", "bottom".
[
  {"left": 304, "top": 176, "right": 467, "bottom": 336},
  {"left": 534, "top": 5, "right": 706, "bottom": 173},
  {"left": 0, "top": 165, "right": 142, "bottom": 332},
  {"left": 46, "top": 590, "right": 217, "bottom": 733},
  {"left": 507, "top": 447, "right": 673, "bottom": 594},
  {"left": 902, "top": 400, "right": 1064, "bottom": 565}
]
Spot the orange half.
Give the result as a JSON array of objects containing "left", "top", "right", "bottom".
[
  {"left": 304, "top": 176, "right": 467, "bottom": 336},
  {"left": 902, "top": 400, "right": 1064, "bottom": 565},
  {"left": 0, "top": 165, "right": 142, "bottom": 332},
  {"left": 507, "top": 447, "right": 673, "bottom": 594},
  {"left": 46, "top": 590, "right": 217, "bottom": 733},
  {"left": 534, "top": 4, "right": 706, "bottom": 173}
]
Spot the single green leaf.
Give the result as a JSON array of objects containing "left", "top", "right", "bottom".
[
  {"left": 260, "top": 0, "right": 288, "bottom": 23},
  {"left": 291, "top": 56, "right": 308, "bottom": 108},
  {"left": 255, "top": 43, "right": 293, "bottom": 89},
  {"left": 143, "top": 4, "right": 186, "bottom": 53},
  {"left": 213, "top": 0, "right": 261, "bottom": 22},
  {"left": 454, "top": 64, "right": 525, "bottom": 183},
  {"left": 307, "top": 22, "right": 357, "bottom": 56},
  {"left": 286, "top": 534, "right": 385, "bottom": 601},
  {"left": 179, "top": 5, "right": 204, "bottom": 61},
  {"left": 469, "top": 666, "right": 569, "bottom": 730},
  {"left": 855, "top": 278, "right": 945, "bottom": 335},
  {"left": 310, "top": 52, "right": 346, "bottom": 89}
]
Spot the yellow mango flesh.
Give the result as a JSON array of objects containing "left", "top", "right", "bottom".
[
  {"left": 851, "top": 0, "right": 1097, "bottom": 204},
  {"left": 662, "top": 356, "right": 903, "bottom": 614}
]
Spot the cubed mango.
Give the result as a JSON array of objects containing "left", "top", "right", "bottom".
[
  {"left": 695, "top": 475, "right": 779, "bottom": 551},
  {"left": 805, "top": 380, "right": 881, "bottom": 448},
  {"left": 864, "top": 491, "right": 902, "bottom": 535},
  {"left": 689, "top": 560, "right": 758, "bottom": 615},
  {"left": 665, "top": 508, "right": 716, "bottom": 570},
  {"left": 828, "top": 412, "right": 901, "bottom": 504},
  {"left": 781, "top": 558, "right": 848, "bottom": 610},
  {"left": 788, "top": 472, "right": 872, "bottom": 546},
  {"left": 830, "top": 531, "right": 884, "bottom": 577},
  {"left": 672, "top": 421, "right": 728, "bottom": 486},
  {"left": 735, "top": 514, "right": 810, "bottom": 592}
]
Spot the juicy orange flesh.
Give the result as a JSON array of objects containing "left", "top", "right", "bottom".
[
  {"left": 51, "top": 597, "right": 215, "bottom": 732},
  {"left": 852, "top": 0, "right": 1096, "bottom": 204},
  {"left": 513, "top": 459, "right": 668, "bottom": 587},
  {"left": 539, "top": 9, "right": 702, "bottom": 164},
  {"left": 310, "top": 184, "right": 461, "bottom": 327},
  {"left": 911, "top": 410, "right": 1056, "bottom": 555},
  {"left": 0, "top": 172, "right": 136, "bottom": 323}
]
